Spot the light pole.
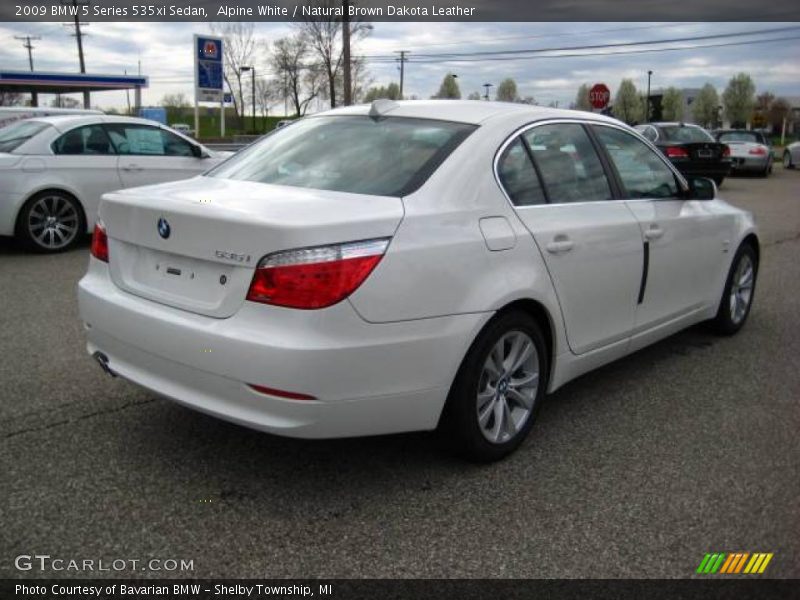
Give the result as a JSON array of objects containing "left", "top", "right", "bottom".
[
  {"left": 646, "top": 70, "right": 653, "bottom": 122},
  {"left": 483, "top": 83, "right": 493, "bottom": 101},
  {"left": 240, "top": 66, "right": 256, "bottom": 133}
]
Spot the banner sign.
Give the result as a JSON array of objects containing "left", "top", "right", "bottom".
[{"left": 194, "top": 35, "right": 223, "bottom": 103}]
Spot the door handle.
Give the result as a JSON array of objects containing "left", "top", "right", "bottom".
[
  {"left": 644, "top": 226, "right": 664, "bottom": 240},
  {"left": 121, "top": 164, "right": 144, "bottom": 172},
  {"left": 546, "top": 237, "right": 574, "bottom": 254}
]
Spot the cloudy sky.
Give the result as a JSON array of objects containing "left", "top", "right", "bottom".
[{"left": 1, "top": 21, "right": 799, "bottom": 113}]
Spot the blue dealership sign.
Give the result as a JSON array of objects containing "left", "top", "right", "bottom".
[{"left": 194, "top": 35, "right": 223, "bottom": 102}]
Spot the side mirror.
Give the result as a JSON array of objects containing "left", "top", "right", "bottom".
[{"left": 688, "top": 177, "right": 716, "bottom": 200}]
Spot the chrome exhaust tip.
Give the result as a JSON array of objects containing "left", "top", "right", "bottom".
[{"left": 92, "top": 351, "right": 117, "bottom": 378}]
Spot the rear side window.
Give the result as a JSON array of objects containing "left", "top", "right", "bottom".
[
  {"left": 497, "top": 138, "right": 546, "bottom": 206},
  {"left": 208, "top": 116, "right": 476, "bottom": 197},
  {"left": 0, "top": 120, "right": 51, "bottom": 153},
  {"left": 52, "top": 125, "right": 115, "bottom": 155},
  {"left": 523, "top": 123, "right": 612, "bottom": 204}
]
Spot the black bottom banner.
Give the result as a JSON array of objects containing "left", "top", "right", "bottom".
[{"left": 2, "top": 579, "right": 798, "bottom": 600}]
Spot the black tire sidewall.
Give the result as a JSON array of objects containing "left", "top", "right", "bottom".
[
  {"left": 17, "top": 191, "right": 85, "bottom": 253},
  {"left": 440, "top": 310, "right": 548, "bottom": 462}
]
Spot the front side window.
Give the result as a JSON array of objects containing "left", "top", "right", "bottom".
[
  {"left": 52, "top": 124, "right": 115, "bottom": 155},
  {"left": 0, "top": 120, "right": 51, "bottom": 153},
  {"left": 496, "top": 138, "right": 546, "bottom": 206},
  {"left": 523, "top": 123, "right": 612, "bottom": 204},
  {"left": 208, "top": 116, "right": 476, "bottom": 197},
  {"left": 593, "top": 126, "right": 680, "bottom": 199},
  {"left": 105, "top": 124, "right": 196, "bottom": 156}
]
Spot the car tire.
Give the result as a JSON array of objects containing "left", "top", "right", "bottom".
[
  {"left": 709, "top": 243, "right": 758, "bottom": 336},
  {"left": 16, "top": 190, "right": 85, "bottom": 253},
  {"left": 784, "top": 151, "right": 795, "bottom": 169},
  {"left": 439, "top": 310, "right": 548, "bottom": 462}
]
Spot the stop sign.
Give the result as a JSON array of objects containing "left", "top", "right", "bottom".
[{"left": 589, "top": 83, "right": 610, "bottom": 110}]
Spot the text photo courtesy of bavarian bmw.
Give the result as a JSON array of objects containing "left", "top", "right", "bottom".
[{"left": 78, "top": 100, "right": 759, "bottom": 462}]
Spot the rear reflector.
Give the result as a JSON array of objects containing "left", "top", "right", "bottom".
[
  {"left": 247, "top": 238, "right": 390, "bottom": 309},
  {"left": 90, "top": 223, "right": 109, "bottom": 262},
  {"left": 248, "top": 384, "right": 317, "bottom": 401},
  {"left": 666, "top": 146, "right": 689, "bottom": 159}
]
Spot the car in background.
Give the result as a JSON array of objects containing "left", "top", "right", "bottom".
[
  {"left": 0, "top": 115, "right": 232, "bottom": 252},
  {"left": 712, "top": 129, "right": 772, "bottom": 176},
  {"left": 78, "top": 101, "right": 759, "bottom": 461},
  {"left": 782, "top": 141, "right": 800, "bottom": 170},
  {"left": 635, "top": 122, "right": 731, "bottom": 185},
  {"left": 170, "top": 123, "right": 195, "bottom": 137}
]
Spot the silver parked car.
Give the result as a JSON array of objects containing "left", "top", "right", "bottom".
[{"left": 713, "top": 130, "right": 772, "bottom": 176}]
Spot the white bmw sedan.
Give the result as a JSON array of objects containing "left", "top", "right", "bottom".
[
  {"left": 78, "top": 101, "right": 759, "bottom": 461},
  {"left": 0, "top": 115, "right": 231, "bottom": 252}
]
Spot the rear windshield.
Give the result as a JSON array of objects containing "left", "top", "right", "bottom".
[
  {"left": 718, "top": 131, "right": 762, "bottom": 144},
  {"left": 207, "top": 116, "right": 476, "bottom": 197},
  {"left": 659, "top": 125, "right": 714, "bottom": 143},
  {"left": 0, "top": 120, "right": 51, "bottom": 153}
]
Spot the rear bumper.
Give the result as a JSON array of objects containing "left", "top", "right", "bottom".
[
  {"left": 730, "top": 155, "right": 770, "bottom": 171},
  {"left": 77, "top": 260, "right": 488, "bottom": 438},
  {"left": 670, "top": 160, "right": 732, "bottom": 179}
]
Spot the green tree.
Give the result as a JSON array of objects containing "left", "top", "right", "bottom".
[
  {"left": 768, "top": 97, "right": 791, "bottom": 130},
  {"left": 573, "top": 83, "right": 591, "bottom": 111},
  {"left": 692, "top": 83, "right": 720, "bottom": 128},
  {"left": 722, "top": 73, "right": 756, "bottom": 127},
  {"left": 432, "top": 73, "right": 461, "bottom": 99},
  {"left": 467, "top": 91, "right": 481, "bottom": 101},
  {"left": 661, "top": 87, "right": 685, "bottom": 121},
  {"left": 613, "top": 79, "right": 643, "bottom": 125},
  {"left": 496, "top": 78, "right": 519, "bottom": 102},
  {"left": 363, "top": 82, "right": 401, "bottom": 102}
]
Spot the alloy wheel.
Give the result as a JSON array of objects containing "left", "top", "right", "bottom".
[
  {"left": 27, "top": 194, "right": 79, "bottom": 250},
  {"left": 476, "top": 331, "right": 539, "bottom": 444},
  {"left": 729, "top": 254, "right": 754, "bottom": 325}
]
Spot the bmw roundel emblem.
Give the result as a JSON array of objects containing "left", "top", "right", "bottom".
[{"left": 157, "top": 217, "right": 171, "bottom": 239}]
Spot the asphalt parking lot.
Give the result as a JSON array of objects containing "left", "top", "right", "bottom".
[{"left": 1, "top": 167, "right": 798, "bottom": 579}]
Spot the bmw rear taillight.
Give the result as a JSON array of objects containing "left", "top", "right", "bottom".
[
  {"left": 666, "top": 146, "right": 689, "bottom": 159},
  {"left": 748, "top": 146, "right": 767, "bottom": 156},
  {"left": 90, "top": 222, "right": 109, "bottom": 262},
  {"left": 246, "top": 238, "right": 390, "bottom": 309},
  {"left": 722, "top": 145, "right": 731, "bottom": 157}
]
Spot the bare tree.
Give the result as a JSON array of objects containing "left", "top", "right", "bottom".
[
  {"left": 0, "top": 91, "right": 23, "bottom": 106},
  {"left": 211, "top": 22, "right": 256, "bottom": 126},
  {"left": 270, "top": 34, "right": 320, "bottom": 117},
  {"left": 296, "top": 3, "right": 372, "bottom": 109}
]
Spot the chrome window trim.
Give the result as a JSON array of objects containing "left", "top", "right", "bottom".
[{"left": 492, "top": 118, "right": 688, "bottom": 211}]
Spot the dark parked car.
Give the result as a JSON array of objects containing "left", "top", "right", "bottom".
[{"left": 635, "top": 122, "right": 731, "bottom": 185}]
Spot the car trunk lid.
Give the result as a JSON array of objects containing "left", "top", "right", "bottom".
[{"left": 99, "top": 176, "right": 404, "bottom": 318}]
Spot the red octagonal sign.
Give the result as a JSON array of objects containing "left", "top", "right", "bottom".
[{"left": 589, "top": 83, "right": 610, "bottom": 109}]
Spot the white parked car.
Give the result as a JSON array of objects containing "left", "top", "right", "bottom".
[
  {"left": 78, "top": 101, "right": 759, "bottom": 461},
  {"left": 170, "top": 123, "right": 194, "bottom": 137},
  {"left": 0, "top": 115, "right": 231, "bottom": 252},
  {"left": 783, "top": 140, "right": 800, "bottom": 169}
]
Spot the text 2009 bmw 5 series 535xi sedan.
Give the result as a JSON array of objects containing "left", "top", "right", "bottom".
[{"left": 78, "top": 100, "right": 759, "bottom": 461}]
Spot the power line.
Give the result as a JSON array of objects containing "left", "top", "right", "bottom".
[{"left": 396, "top": 25, "right": 800, "bottom": 61}]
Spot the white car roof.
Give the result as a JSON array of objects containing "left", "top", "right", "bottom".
[
  {"left": 319, "top": 100, "right": 624, "bottom": 127},
  {"left": 22, "top": 114, "right": 171, "bottom": 132}
]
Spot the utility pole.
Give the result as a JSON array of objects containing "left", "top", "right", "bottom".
[
  {"left": 15, "top": 35, "right": 41, "bottom": 106},
  {"left": 62, "top": 0, "right": 90, "bottom": 108},
  {"left": 646, "top": 70, "right": 653, "bottom": 122},
  {"left": 395, "top": 50, "right": 408, "bottom": 99},
  {"left": 342, "top": 0, "right": 352, "bottom": 106}
]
